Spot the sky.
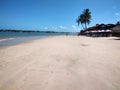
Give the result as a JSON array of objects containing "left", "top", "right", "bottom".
[{"left": 0, "top": 0, "right": 120, "bottom": 32}]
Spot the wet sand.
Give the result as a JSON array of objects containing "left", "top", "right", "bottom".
[{"left": 0, "top": 36, "right": 120, "bottom": 90}]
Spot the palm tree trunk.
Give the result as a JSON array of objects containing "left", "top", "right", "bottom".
[
  {"left": 85, "top": 22, "right": 87, "bottom": 30},
  {"left": 81, "top": 23, "right": 84, "bottom": 30}
]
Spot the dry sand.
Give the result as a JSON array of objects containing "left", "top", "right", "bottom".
[{"left": 0, "top": 36, "right": 120, "bottom": 90}]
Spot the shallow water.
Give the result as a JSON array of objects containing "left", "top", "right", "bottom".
[
  {"left": 0, "top": 36, "right": 46, "bottom": 46},
  {"left": 0, "top": 32, "right": 77, "bottom": 46}
]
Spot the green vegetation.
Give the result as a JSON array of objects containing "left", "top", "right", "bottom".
[
  {"left": 0, "top": 29, "right": 40, "bottom": 32},
  {"left": 0, "top": 29, "right": 69, "bottom": 33}
]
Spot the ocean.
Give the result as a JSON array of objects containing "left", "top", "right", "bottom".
[{"left": 0, "top": 32, "right": 77, "bottom": 46}]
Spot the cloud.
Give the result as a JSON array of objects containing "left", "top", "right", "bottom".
[
  {"left": 43, "top": 25, "right": 80, "bottom": 32},
  {"left": 115, "top": 13, "right": 120, "bottom": 16},
  {"left": 72, "top": 25, "right": 76, "bottom": 29},
  {"left": 44, "top": 27, "right": 49, "bottom": 30},
  {"left": 59, "top": 25, "right": 67, "bottom": 30},
  {"left": 51, "top": 27, "right": 57, "bottom": 30},
  {"left": 43, "top": 26, "right": 67, "bottom": 31},
  {"left": 71, "top": 25, "right": 79, "bottom": 31}
]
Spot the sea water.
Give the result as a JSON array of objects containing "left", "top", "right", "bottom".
[{"left": 0, "top": 32, "right": 77, "bottom": 46}]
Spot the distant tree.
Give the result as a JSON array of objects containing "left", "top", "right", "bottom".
[
  {"left": 116, "top": 21, "right": 120, "bottom": 25},
  {"left": 76, "top": 8, "right": 91, "bottom": 30}
]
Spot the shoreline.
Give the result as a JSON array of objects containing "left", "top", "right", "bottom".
[
  {"left": 0, "top": 35, "right": 119, "bottom": 47},
  {"left": 0, "top": 36, "right": 119, "bottom": 50},
  {"left": 0, "top": 36, "right": 50, "bottom": 47}
]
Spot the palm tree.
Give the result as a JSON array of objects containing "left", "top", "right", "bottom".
[
  {"left": 76, "top": 14, "right": 85, "bottom": 30},
  {"left": 76, "top": 8, "right": 91, "bottom": 30},
  {"left": 83, "top": 9, "right": 91, "bottom": 29}
]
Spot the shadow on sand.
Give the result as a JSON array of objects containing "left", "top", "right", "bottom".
[
  {"left": 113, "top": 38, "right": 120, "bottom": 40},
  {"left": 109, "top": 37, "right": 120, "bottom": 40}
]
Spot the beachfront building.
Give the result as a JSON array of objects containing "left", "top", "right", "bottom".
[
  {"left": 82, "top": 24, "right": 117, "bottom": 37},
  {"left": 111, "top": 24, "right": 120, "bottom": 37}
]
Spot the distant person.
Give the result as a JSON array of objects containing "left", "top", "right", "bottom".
[
  {"left": 78, "top": 32, "right": 80, "bottom": 36},
  {"left": 66, "top": 32, "right": 68, "bottom": 36}
]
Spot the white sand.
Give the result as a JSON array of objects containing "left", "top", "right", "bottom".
[{"left": 0, "top": 36, "right": 120, "bottom": 90}]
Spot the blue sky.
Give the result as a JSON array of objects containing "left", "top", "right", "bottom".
[{"left": 0, "top": 0, "right": 120, "bottom": 32}]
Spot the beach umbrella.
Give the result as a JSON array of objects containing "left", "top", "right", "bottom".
[
  {"left": 95, "top": 30, "right": 98, "bottom": 33},
  {"left": 98, "top": 30, "right": 102, "bottom": 32},
  {"left": 101, "top": 30, "right": 106, "bottom": 32},
  {"left": 86, "top": 31, "right": 89, "bottom": 33},
  {"left": 90, "top": 30, "right": 95, "bottom": 33},
  {"left": 106, "top": 30, "right": 112, "bottom": 32}
]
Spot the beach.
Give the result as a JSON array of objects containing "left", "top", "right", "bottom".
[{"left": 0, "top": 36, "right": 120, "bottom": 90}]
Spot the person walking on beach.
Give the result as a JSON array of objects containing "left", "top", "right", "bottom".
[{"left": 66, "top": 32, "right": 68, "bottom": 36}]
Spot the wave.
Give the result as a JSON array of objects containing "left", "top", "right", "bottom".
[{"left": 0, "top": 38, "right": 15, "bottom": 42}]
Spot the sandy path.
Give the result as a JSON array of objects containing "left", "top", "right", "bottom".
[{"left": 0, "top": 36, "right": 120, "bottom": 90}]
